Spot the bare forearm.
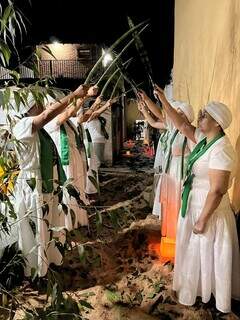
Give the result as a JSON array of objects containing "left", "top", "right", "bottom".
[
  {"left": 161, "top": 98, "right": 196, "bottom": 141},
  {"left": 33, "top": 91, "right": 80, "bottom": 130},
  {"left": 57, "top": 98, "right": 85, "bottom": 125},
  {"left": 142, "top": 109, "right": 159, "bottom": 128},
  {"left": 144, "top": 96, "right": 163, "bottom": 120},
  {"left": 199, "top": 191, "right": 225, "bottom": 222},
  {"left": 95, "top": 103, "right": 109, "bottom": 115}
]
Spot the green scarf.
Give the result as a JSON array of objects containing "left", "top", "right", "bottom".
[
  {"left": 60, "top": 121, "right": 85, "bottom": 166},
  {"left": 164, "top": 129, "right": 188, "bottom": 179},
  {"left": 39, "top": 129, "right": 66, "bottom": 193},
  {"left": 164, "top": 129, "right": 179, "bottom": 173},
  {"left": 159, "top": 130, "right": 169, "bottom": 154},
  {"left": 60, "top": 124, "right": 69, "bottom": 165},
  {"left": 181, "top": 131, "right": 225, "bottom": 218}
]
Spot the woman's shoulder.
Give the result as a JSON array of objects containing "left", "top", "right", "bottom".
[
  {"left": 212, "top": 135, "right": 235, "bottom": 155},
  {"left": 13, "top": 117, "right": 36, "bottom": 141},
  {"left": 208, "top": 135, "right": 236, "bottom": 171}
]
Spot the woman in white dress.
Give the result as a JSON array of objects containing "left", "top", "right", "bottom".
[
  {"left": 155, "top": 85, "right": 240, "bottom": 312},
  {"left": 78, "top": 96, "right": 116, "bottom": 202},
  {"left": 2, "top": 85, "right": 88, "bottom": 277},
  {"left": 44, "top": 91, "right": 90, "bottom": 230},
  {"left": 138, "top": 97, "right": 194, "bottom": 260}
]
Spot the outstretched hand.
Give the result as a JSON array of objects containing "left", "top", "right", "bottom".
[
  {"left": 87, "top": 110, "right": 100, "bottom": 122},
  {"left": 95, "top": 95, "right": 103, "bottom": 105},
  {"left": 137, "top": 89, "right": 148, "bottom": 101},
  {"left": 137, "top": 100, "right": 147, "bottom": 113},
  {"left": 74, "top": 84, "right": 89, "bottom": 98}
]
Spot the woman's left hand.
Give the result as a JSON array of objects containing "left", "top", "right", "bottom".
[
  {"left": 87, "top": 110, "right": 100, "bottom": 122},
  {"left": 193, "top": 218, "right": 207, "bottom": 234}
]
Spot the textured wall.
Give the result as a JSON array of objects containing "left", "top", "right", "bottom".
[
  {"left": 174, "top": 0, "right": 240, "bottom": 210},
  {"left": 38, "top": 43, "right": 78, "bottom": 60}
]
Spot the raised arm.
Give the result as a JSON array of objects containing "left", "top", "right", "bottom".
[
  {"left": 77, "top": 95, "right": 103, "bottom": 124},
  {"left": 137, "top": 90, "right": 164, "bottom": 122},
  {"left": 32, "top": 85, "right": 88, "bottom": 132},
  {"left": 137, "top": 100, "right": 166, "bottom": 130},
  {"left": 154, "top": 84, "right": 197, "bottom": 142},
  {"left": 87, "top": 97, "right": 118, "bottom": 122},
  {"left": 56, "top": 97, "right": 85, "bottom": 125}
]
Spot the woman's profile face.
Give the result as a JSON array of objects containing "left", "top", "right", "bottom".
[{"left": 198, "top": 109, "right": 218, "bottom": 134}]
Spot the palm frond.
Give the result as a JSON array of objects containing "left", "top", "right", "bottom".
[
  {"left": 84, "top": 20, "right": 149, "bottom": 84},
  {"left": 127, "top": 16, "right": 153, "bottom": 79},
  {"left": 110, "top": 74, "right": 123, "bottom": 99},
  {"left": 100, "top": 57, "right": 133, "bottom": 98}
]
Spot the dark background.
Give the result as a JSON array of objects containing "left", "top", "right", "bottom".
[{"left": 13, "top": 0, "right": 175, "bottom": 87}]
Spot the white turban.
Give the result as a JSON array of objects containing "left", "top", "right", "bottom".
[
  {"left": 204, "top": 101, "right": 232, "bottom": 130},
  {"left": 164, "top": 83, "right": 174, "bottom": 105},
  {"left": 172, "top": 101, "right": 195, "bottom": 123},
  {"left": 0, "top": 86, "right": 35, "bottom": 120}
]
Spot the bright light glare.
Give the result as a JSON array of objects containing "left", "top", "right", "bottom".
[{"left": 102, "top": 49, "right": 113, "bottom": 67}]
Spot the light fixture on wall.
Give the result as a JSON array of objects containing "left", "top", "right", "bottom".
[{"left": 50, "top": 36, "right": 61, "bottom": 45}]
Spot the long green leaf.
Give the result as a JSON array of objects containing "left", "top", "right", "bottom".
[
  {"left": 100, "top": 57, "right": 133, "bottom": 97},
  {"left": 116, "top": 59, "right": 138, "bottom": 96},
  {"left": 84, "top": 20, "right": 149, "bottom": 84},
  {"left": 127, "top": 16, "right": 153, "bottom": 78},
  {"left": 0, "top": 40, "right": 11, "bottom": 66},
  {"left": 110, "top": 74, "right": 123, "bottom": 99}
]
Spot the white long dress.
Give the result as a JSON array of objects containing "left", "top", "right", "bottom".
[
  {"left": 173, "top": 130, "right": 240, "bottom": 313},
  {"left": 159, "top": 128, "right": 191, "bottom": 238},
  {"left": 152, "top": 130, "right": 168, "bottom": 217},
  {"left": 12, "top": 117, "right": 65, "bottom": 277},
  {"left": 44, "top": 120, "right": 89, "bottom": 230}
]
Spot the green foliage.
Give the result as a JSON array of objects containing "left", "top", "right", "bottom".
[{"left": 0, "top": 243, "right": 26, "bottom": 290}]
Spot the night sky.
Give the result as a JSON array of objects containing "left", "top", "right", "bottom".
[{"left": 16, "top": 0, "right": 174, "bottom": 87}]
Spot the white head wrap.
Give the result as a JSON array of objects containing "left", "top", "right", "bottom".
[
  {"left": 204, "top": 101, "right": 232, "bottom": 130},
  {"left": 0, "top": 86, "right": 35, "bottom": 120},
  {"left": 164, "top": 83, "right": 174, "bottom": 105},
  {"left": 172, "top": 100, "right": 194, "bottom": 123}
]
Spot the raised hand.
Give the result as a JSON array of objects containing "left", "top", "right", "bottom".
[
  {"left": 74, "top": 84, "right": 89, "bottom": 98},
  {"left": 153, "top": 84, "right": 166, "bottom": 104},
  {"left": 95, "top": 95, "right": 103, "bottom": 105},
  {"left": 137, "top": 100, "right": 147, "bottom": 112},
  {"left": 87, "top": 110, "right": 100, "bottom": 122},
  {"left": 137, "top": 89, "right": 148, "bottom": 101},
  {"left": 87, "top": 85, "right": 99, "bottom": 97}
]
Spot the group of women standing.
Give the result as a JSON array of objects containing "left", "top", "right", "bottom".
[
  {"left": 1, "top": 77, "right": 240, "bottom": 313},
  {"left": 1, "top": 84, "right": 114, "bottom": 277},
  {"left": 138, "top": 81, "right": 240, "bottom": 313}
]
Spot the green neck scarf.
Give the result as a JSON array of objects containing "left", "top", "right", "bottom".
[
  {"left": 60, "top": 121, "right": 85, "bottom": 166},
  {"left": 181, "top": 131, "right": 225, "bottom": 217},
  {"left": 164, "top": 129, "right": 188, "bottom": 179},
  {"left": 164, "top": 129, "right": 179, "bottom": 173},
  {"left": 39, "top": 128, "right": 66, "bottom": 193},
  {"left": 159, "top": 130, "right": 169, "bottom": 154}
]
